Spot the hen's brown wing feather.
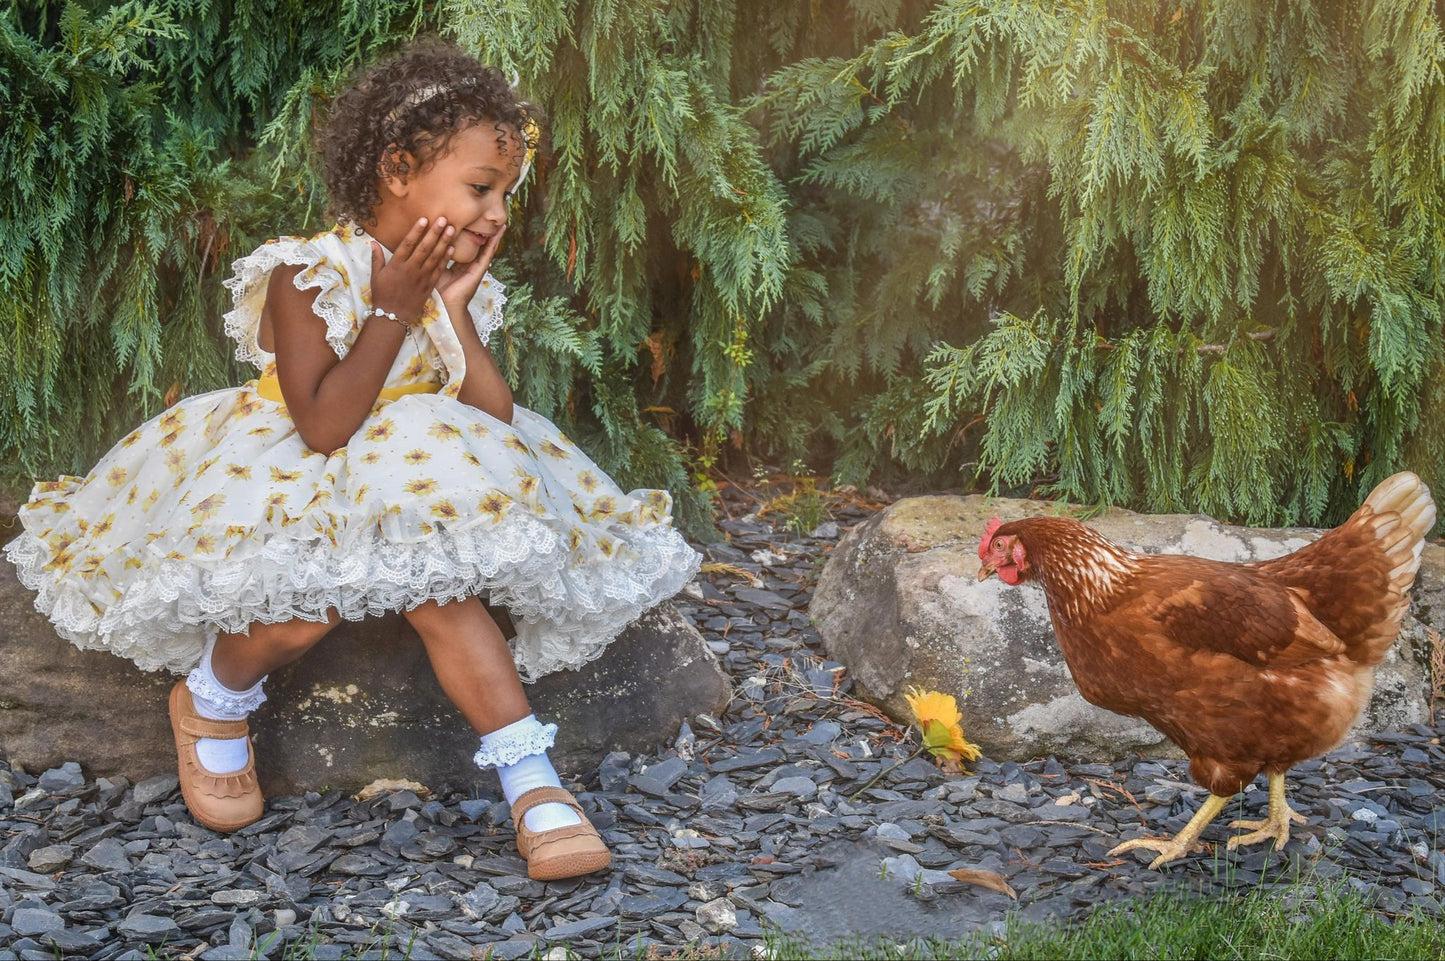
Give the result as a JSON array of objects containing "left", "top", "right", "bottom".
[
  {"left": 1124, "top": 556, "right": 1344, "bottom": 669},
  {"left": 1248, "top": 513, "right": 1396, "bottom": 653}
]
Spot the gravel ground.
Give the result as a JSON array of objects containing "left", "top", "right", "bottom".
[{"left": 2, "top": 497, "right": 1443, "bottom": 959}]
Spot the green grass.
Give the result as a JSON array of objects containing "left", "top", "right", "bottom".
[{"left": 760, "top": 880, "right": 1445, "bottom": 960}]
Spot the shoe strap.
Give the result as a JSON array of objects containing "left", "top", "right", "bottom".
[
  {"left": 525, "top": 823, "right": 602, "bottom": 855},
  {"left": 178, "top": 713, "right": 250, "bottom": 740},
  {"left": 511, "top": 785, "right": 584, "bottom": 824}
]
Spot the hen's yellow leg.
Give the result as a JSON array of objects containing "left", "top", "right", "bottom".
[
  {"left": 1227, "top": 772, "right": 1307, "bottom": 851},
  {"left": 1108, "top": 794, "right": 1230, "bottom": 869}
]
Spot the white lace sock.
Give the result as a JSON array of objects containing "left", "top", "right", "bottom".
[
  {"left": 184, "top": 637, "right": 267, "bottom": 775},
  {"left": 474, "top": 715, "right": 582, "bottom": 833}
]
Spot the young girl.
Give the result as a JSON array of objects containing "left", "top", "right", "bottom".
[{"left": 4, "top": 39, "right": 700, "bottom": 882}]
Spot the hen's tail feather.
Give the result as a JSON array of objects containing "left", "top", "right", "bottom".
[
  {"left": 1252, "top": 471, "right": 1434, "bottom": 665},
  {"left": 1364, "top": 471, "right": 1435, "bottom": 594}
]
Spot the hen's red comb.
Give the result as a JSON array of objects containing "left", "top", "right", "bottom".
[{"left": 979, "top": 516, "right": 1003, "bottom": 559}]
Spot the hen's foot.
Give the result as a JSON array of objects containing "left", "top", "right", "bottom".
[
  {"left": 1226, "top": 772, "right": 1307, "bottom": 851},
  {"left": 1107, "top": 793, "right": 1230, "bottom": 870},
  {"left": 1108, "top": 835, "right": 1207, "bottom": 869}
]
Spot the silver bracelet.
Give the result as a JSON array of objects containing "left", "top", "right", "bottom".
[{"left": 370, "top": 305, "right": 414, "bottom": 330}]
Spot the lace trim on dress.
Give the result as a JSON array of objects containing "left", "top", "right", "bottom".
[
  {"left": 472, "top": 715, "right": 558, "bottom": 769},
  {"left": 3, "top": 506, "right": 701, "bottom": 681},
  {"left": 467, "top": 275, "right": 507, "bottom": 347},
  {"left": 222, "top": 235, "right": 356, "bottom": 366}
]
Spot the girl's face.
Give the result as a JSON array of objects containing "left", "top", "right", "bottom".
[{"left": 387, "top": 121, "right": 525, "bottom": 263}]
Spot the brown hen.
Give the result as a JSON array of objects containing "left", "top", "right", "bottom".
[{"left": 976, "top": 472, "right": 1435, "bottom": 868}]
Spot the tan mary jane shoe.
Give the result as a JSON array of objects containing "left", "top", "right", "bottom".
[
  {"left": 512, "top": 786, "right": 613, "bottom": 881},
  {"left": 168, "top": 680, "right": 264, "bottom": 832}
]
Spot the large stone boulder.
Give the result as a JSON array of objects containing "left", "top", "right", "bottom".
[
  {"left": 812, "top": 495, "right": 1438, "bottom": 762},
  {"left": 0, "top": 556, "right": 726, "bottom": 794}
]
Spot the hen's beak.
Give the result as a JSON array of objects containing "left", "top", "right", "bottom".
[{"left": 977, "top": 562, "right": 996, "bottom": 582}]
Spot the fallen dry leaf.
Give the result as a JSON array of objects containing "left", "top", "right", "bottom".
[
  {"left": 948, "top": 868, "right": 1018, "bottom": 899},
  {"left": 353, "top": 778, "right": 430, "bottom": 801}
]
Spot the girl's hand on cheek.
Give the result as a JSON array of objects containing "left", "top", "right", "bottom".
[
  {"left": 438, "top": 224, "right": 506, "bottom": 314},
  {"left": 370, "top": 217, "right": 455, "bottom": 322}
]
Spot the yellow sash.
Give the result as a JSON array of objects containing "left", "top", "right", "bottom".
[{"left": 254, "top": 374, "right": 441, "bottom": 406}]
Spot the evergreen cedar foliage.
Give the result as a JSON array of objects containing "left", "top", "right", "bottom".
[{"left": 2, "top": 2, "right": 1442, "bottom": 539}]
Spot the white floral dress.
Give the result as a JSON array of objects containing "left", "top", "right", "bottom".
[{"left": 4, "top": 224, "right": 701, "bottom": 680}]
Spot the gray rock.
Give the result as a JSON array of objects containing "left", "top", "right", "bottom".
[
  {"left": 456, "top": 882, "right": 500, "bottom": 920},
  {"left": 227, "top": 917, "right": 253, "bottom": 950},
  {"left": 10, "top": 909, "right": 63, "bottom": 938},
  {"left": 35, "top": 762, "right": 83, "bottom": 793},
  {"left": 811, "top": 495, "right": 1435, "bottom": 761},
  {"left": 620, "top": 889, "right": 688, "bottom": 919},
  {"left": 133, "top": 774, "right": 178, "bottom": 805},
  {"left": 543, "top": 915, "right": 617, "bottom": 940},
  {"left": 598, "top": 751, "right": 632, "bottom": 793},
  {"left": 700, "top": 775, "right": 739, "bottom": 812},
  {"left": 638, "top": 757, "right": 687, "bottom": 791},
  {"left": 40, "top": 929, "right": 101, "bottom": 954},
  {"left": 26, "top": 845, "right": 73, "bottom": 873},
  {"left": 624, "top": 864, "right": 690, "bottom": 886},
  {"left": 80, "top": 838, "right": 130, "bottom": 873},
  {"left": 200, "top": 948, "right": 253, "bottom": 961},
  {"left": 117, "top": 914, "right": 180, "bottom": 939},
  {"left": 210, "top": 888, "right": 263, "bottom": 907},
  {"left": 801, "top": 721, "right": 842, "bottom": 745},
  {"left": 458, "top": 798, "right": 491, "bottom": 821},
  {"left": 0, "top": 867, "right": 56, "bottom": 890},
  {"left": 485, "top": 940, "right": 540, "bottom": 961},
  {"left": 696, "top": 898, "right": 739, "bottom": 934},
  {"left": 770, "top": 777, "right": 818, "bottom": 799}
]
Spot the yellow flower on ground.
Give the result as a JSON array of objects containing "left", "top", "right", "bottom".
[{"left": 904, "top": 686, "right": 982, "bottom": 772}]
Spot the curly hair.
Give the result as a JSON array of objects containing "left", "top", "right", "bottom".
[{"left": 317, "top": 37, "right": 542, "bottom": 226}]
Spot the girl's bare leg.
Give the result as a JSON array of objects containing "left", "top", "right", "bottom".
[
  {"left": 401, "top": 597, "right": 530, "bottom": 733},
  {"left": 210, "top": 611, "right": 343, "bottom": 690},
  {"left": 402, "top": 598, "right": 592, "bottom": 843}
]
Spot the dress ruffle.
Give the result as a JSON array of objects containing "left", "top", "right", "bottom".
[{"left": 222, "top": 235, "right": 358, "bottom": 365}]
